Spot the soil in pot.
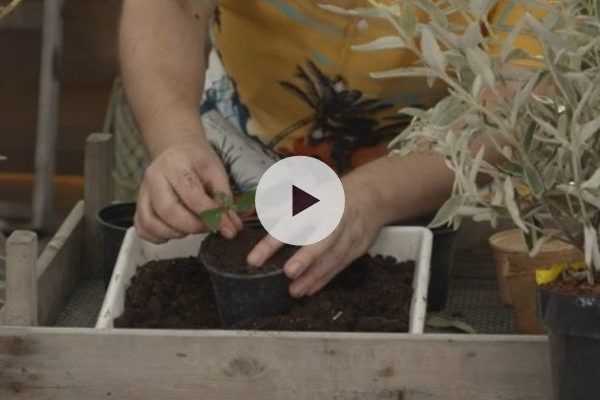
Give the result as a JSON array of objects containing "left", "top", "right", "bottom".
[
  {"left": 114, "top": 254, "right": 415, "bottom": 332},
  {"left": 198, "top": 228, "right": 296, "bottom": 326},
  {"left": 539, "top": 280, "right": 600, "bottom": 400}
]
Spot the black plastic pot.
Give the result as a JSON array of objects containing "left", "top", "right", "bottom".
[
  {"left": 538, "top": 286, "right": 600, "bottom": 400},
  {"left": 97, "top": 202, "right": 136, "bottom": 287},
  {"left": 199, "top": 252, "right": 293, "bottom": 328},
  {"left": 398, "top": 215, "right": 459, "bottom": 311}
]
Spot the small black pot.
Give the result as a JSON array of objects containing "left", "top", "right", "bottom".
[
  {"left": 538, "top": 286, "right": 600, "bottom": 400},
  {"left": 199, "top": 253, "right": 293, "bottom": 328},
  {"left": 397, "top": 215, "right": 459, "bottom": 311},
  {"left": 97, "top": 202, "right": 136, "bottom": 287}
]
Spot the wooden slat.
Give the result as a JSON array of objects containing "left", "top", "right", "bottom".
[
  {"left": 31, "top": 0, "right": 65, "bottom": 231},
  {"left": 36, "top": 201, "right": 84, "bottom": 326},
  {"left": 84, "top": 133, "right": 114, "bottom": 279},
  {"left": 3, "top": 231, "right": 38, "bottom": 326},
  {"left": 0, "top": 328, "right": 551, "bottom": 400}
]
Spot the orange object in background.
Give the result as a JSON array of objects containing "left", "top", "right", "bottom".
[{"left": 0, "top": 173, "right": 84, "bottom": 219}]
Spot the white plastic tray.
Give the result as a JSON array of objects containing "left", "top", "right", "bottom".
[{"left": 96, "top": 226, "right": 433, "bottom": 333}]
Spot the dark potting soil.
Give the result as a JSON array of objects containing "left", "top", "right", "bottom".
[
  {"left": 200, "top": 228, "right": 297, "bottom": 274},
  {"left": 542, "top": 277, "right": 600, "bottom": 296},
  {"left": 114, "top": 255, "right": 415, "bottom": 332}
]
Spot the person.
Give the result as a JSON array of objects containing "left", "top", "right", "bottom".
[{"left": 119, "top": 0, "right": 542, "bottom": 298}]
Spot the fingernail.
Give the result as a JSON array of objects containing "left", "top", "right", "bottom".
[
  {"left": 290, "top": 284, "right": 306, "bottom": 298},
  {"left": 222, "top": 228, "right": 234, "bottom": 239},
  {"left": 285, "top": 261, "right": 303, "bottom": 279},
  {"left": 247, "top": 250, "right": 263, "bottom": 266}
]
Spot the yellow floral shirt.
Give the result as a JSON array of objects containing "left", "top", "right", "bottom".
[{"left": 207, "top": 0, "right": 544, "bottom": 173}]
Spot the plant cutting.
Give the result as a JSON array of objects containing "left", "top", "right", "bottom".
[
  {"left": 326, "top": 0, "right": 600, "bottom": 398},
  {"left": 192, "top": 189, "right": 291, "bottom": 326}
]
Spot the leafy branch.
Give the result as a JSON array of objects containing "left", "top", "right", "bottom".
[
  {"left": 198, "top": 189, "right": 256, "bottom": 233},
  {"left": 324, "top": 0, "right": 600, "bottom": 283}
]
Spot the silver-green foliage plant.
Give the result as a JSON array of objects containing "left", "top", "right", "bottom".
[{"left": 323, "top": 0, "right": 600, "bottom": 284}]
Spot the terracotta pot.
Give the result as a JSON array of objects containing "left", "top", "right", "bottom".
[{"left": 489, "top": 229, "right": 583, "bottom": 334}]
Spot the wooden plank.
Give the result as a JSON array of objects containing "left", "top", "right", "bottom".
[
  {"left": 36, "top": 201, "right": 84, "bottom": 326},
  {"left": 3, "top": 231, "right": 38, "bottom": 326},
  {"left": 31, "top": 0, "right": 65, "bottom": 231},
  {"left": 84, "top": 133, "right": 114, "bottom": 279},
  {"left": 0, "top": 328, "right": 551, "bottom": 400}
]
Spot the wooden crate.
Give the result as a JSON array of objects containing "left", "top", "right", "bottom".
[{"left": 0, "top": 134, "right": 551, "bottom": 400}]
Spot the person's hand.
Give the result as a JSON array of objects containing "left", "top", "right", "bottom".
[
  {"left": 246, "top": 171, "right": 387, "bottom": 298},
  {"left": 135, "top": 135, "right": 242, "bottom": 243}
]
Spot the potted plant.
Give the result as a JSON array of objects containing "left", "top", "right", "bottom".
[
  {"left": 324, "top": 0, "right": 600, "bottom": 398},
  {"left": 195, "top": 190, "right": 295, "bottom": 326}
]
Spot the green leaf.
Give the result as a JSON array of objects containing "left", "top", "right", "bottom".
[
  {"left": 233, "top": 189, "right": 256, "bottom": 212},
  {"left": 215, "top": 192, "right": 233, "bottom": 208},
  {"left": 198, "top": 208, "right": 224, "bottom": 232}
]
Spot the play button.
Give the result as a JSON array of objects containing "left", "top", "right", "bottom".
[
  {"left": 255, "top": 156, "right": 345, "bottom": 246},
  {"left": 292, "top": 185, "right": 319, "bottom": 216}
]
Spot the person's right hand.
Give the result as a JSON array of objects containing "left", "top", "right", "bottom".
[{"left": 134, "top": 136, "right": 242, "bottom": 243}]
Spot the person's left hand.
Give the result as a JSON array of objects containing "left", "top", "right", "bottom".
[{"left": 246, "top": 172, "right": 388, "bottom": 298}]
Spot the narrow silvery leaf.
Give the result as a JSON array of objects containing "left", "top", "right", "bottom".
[
  {"left": 352, "top": 36, "right": 406, "bottom": 52},
  {"left": 524, "top": 164, "right": 544, "bottom": 197},
  {"left": 471, "top": 74, "right": 483, "bottom": 98},
  {"left": 398, "top": 2, "right": 418, "bottom": 38},
  {"left": 398, "top": 107, "right": 425, "bottom": 117},
  {"left": 318, "top": 4, "right": 385, "bottom": 18},
  {"left": 458, "top": 206, "right": 491, "bottom": 217},
  {"left": 525, "top": 13, "right": 566, "bottom": 51},
  {"left": 469, "top": 146, "right": 485, "bottom": 184},
  {"left": 421, "top": 26, "right": 447, "bottom": 72},
  {"left": 528, "top": 112, "right": 567, "bottom": 145},
  {"left": 584, "top": 225, "right": 596, "bottom": 270},
  {"left": 504, "top": 178, "right": 529, "bottom": 233},
  {"left": 414, "top": 0, "right": 449, "bottom": 28},
  {"left": 465, "top": 47, "right": 495, "bottom": 87},
  {"left": 370, "top": 67, "right": 432, "bottom": 79},
  {"left": 501, "top": 17, "right": 526, "bottom": 62},
  {"left": 469, "top": 0, "right": 493, "bottom": 17},
  {"left": 511, "top": 71, "right": 541, "bottom": 127},
  {"left": 579, "top": 115, "right": 600, "bottom": 144},
  {"left": 429, "top": 196, "right": 464, "bottom": 228},
  {"left": 583, "top": 168, "right": 600, "bottom": 190},
  {"left": 461, "top": 22, "right": 485, "bottom": 48},
  {"left": 582, "top": 192, "right": 600, "bottom": 209},
  {"left": 529, "top": 235, "right": 553, "bottom": 258}
]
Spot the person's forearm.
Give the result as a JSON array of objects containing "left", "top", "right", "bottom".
[
  {"left": 355, "top": 152, "right": 454, "bottom": 226},
  {"left": 356, "top": 135, "right": 502, "bottom": 226},
  {"left": 119, "top": 0, "right": 215, "bottom": 157}
]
